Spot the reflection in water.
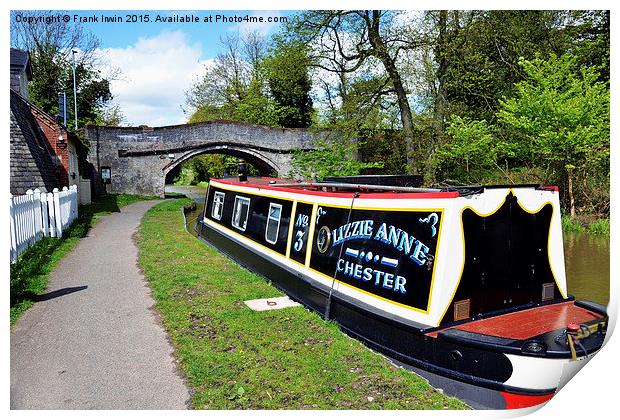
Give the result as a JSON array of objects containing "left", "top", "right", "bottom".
[
  {"left": 165, "top": 185, "right": 208, "bottom": 203},
  {"left": 179, "top": 183, "right": 611, "bottom": 308},
  {"left": 563, "top": 232, "right": 610, "bottom": 306},
  {"left": 186, "top": 204, "right": 204, "bottom": 237},
  {"left": 167, "top": 184, "right": 207, "bottom": 238}
]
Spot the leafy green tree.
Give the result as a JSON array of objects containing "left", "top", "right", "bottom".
[
  {"left": 186, "top": 33, "right": 253, "bottom": 111},
  {"left": 289, "top": 10, "right": 427, "bottom": 173},
  {"left": 498, "top": 54, "right": 609, "bottom": 216},
  {"left": 170, "top": 154, "right": 258, "bottom": 185},
  {"left": 95, "top": 103, "right": 126, "bottom": 126},
  {"left": 188, "top": 33, "right": 314, "bottom": 129},
  {"left": 230, "top": 78, "right": 281, "bottom": 127},
  {"left": 433, "top": 116, "right": 500, "bottom": 183},
  {"left": 290, "top": 138, "right": 382, "bottom": 181},
  {"left": 72, "top": 65, "right": 113, "bottom": 127},
  {"left": 187, "top": 104, "right": 231, "bottom": 124},
  {"left": 562, "top": 11, "right": 610, "bottom": 83},
  {"left": 357, "top": 129, "right": 408, "bottom": 175},
  {"left": 429, "top": 11, "right": 567, "bottom": 123},
  {"left": 263, "top": 42, "right": 313, "bottom": 128},
  {"left": 190, "top": 155, "right": 240, "bottom": 181},
  {"left": 187, "top": 32, "right": 282, "bottom": 127},
  {"left": 11, "top": 10, "right": 113, "bottom": 130},
  {"left": 318, "top": 76, "right": 405, "bottom": 178}
]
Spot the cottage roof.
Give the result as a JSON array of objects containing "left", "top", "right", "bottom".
[
  {"left": 10, "top": 48, "right": 33, "bottom": 80},
  {"left": 10, "top": 90, "right": 59, "bottom": 194}
]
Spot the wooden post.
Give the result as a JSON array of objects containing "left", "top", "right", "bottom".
[
  {"left": 9, "top": 194, "right": 17, "bottom": 262},
  {"left": 33, "top": 188, "right": 42, "bottom": 240},
  {"left": 53, "top": 188, "right": 62, "bottom": 238},
  {"left": 26, "top": 189, "right": 35, "bottom": 245},
  {"left": 71, "top": 185, "right": 79, "bottom": 220},
  {"left": 40, "top": 190, "right": 49, "bottom": 237},
  {"left": 62, "top": 186, "right": 69, "bottom": 229},
  {"left": 47, "top": 192, "right": 56, "bottom": 237}
]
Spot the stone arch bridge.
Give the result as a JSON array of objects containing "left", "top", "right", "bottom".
[{"left": 85, "top": 121, "right": 322, "bottom": 196}]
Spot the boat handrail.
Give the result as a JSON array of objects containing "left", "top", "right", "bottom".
[{"left": 268, "top": 181, "right": 443, "bottom": 194}]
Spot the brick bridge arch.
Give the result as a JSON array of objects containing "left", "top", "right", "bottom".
[{"left": 85, "top": 121, "right": 322, "bottom": 196}]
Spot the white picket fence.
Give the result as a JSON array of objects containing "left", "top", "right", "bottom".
[{"left": 9, "top": 185, "right": 79, "bottom": 262}]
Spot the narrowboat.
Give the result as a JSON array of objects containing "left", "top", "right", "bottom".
[{"left": 195, "top": 174, "right": 607, "bottom": 409}]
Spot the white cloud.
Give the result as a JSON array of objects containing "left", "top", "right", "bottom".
[
  {"left": 97, "top": 30, "right": 211, "bottom": 127},
  {"left": 229, "top": 11, "right": 284, "bottom": 37}
]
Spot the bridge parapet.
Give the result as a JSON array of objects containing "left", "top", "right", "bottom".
[{"left": 85, "top": 121, "right": 322, "bottom": 196}]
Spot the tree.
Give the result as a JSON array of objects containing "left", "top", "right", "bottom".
[
  {"left": 290, "top": 139, "right": 383, "bottom": 181},
  {"left": 187, "top": 32, "right": 315, "bottom": 129},
  {"left": 187, "top": 104, "right": 230, "bottom": 124},
  {"left": 290, "top": 11, "right": 427, "bottom": 173},
  {"left": 434, "top": 116, "right": 500, "bottom": 184},
  {"left": 188, "top": 154, "right": 239, "bottom": 181},
  {"left": 10, "top": 10, "right": 113, "bottom": 129},
  {"left": 95, "top": 103, "right": 126, "bottom": 126},
  {"left": 414, "top": 10, "right": 611, "bottom": 186},
  {"left": 429, "top": 11, "right": 567, "bottom": 123},
  {"left": 230, "top": 78, "right": 281, "bottom": 127},
  {"left": 186, "top": 32, "right": 284, "bottom": 127},
  {"left": 561, "top": 11, "right": 610, "bottom": 83},
  {"left": 186, "top": 33, "right": 253, "bottom": 111},
  {"left": 73, "top": 65, "right": 113, "bottom": 126},
  {"left": 170, "top": 154, "right": 260, "bottom": 185},
  {"left": 498, "top": 54, "right": 609, "bottom": 216},
  {"left": 263, "top": 41, "right": 313, "bottom": 128}
]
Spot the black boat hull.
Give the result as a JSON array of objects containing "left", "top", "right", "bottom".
[{"left": 196, "top": 220, "right": 603, "bottom": 408}]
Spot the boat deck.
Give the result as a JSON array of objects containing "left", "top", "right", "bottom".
[{"left": 446, "top": 301, "right": 600, "bottom": 340}]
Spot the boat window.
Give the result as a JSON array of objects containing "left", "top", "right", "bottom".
[
  {"left": 232, "top": 196, "right": 251, "bottom": 231},
  {"left": 265, "top": 203, "right": 282, "bottom": 245},
  {"left": 212, "top": 191, "right": 225, "bottom": 220}
]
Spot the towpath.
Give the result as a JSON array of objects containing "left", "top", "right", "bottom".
[{"left": 10, "top": 200, "right": 191, "bottom": 409}]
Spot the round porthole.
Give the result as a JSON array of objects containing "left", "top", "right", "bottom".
[{"left": 316, "top": 226, "right": 331, "bottom": 254}]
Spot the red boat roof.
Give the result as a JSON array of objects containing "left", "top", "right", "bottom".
[{"left": 212, "top": 177, "right": 461, "bottom": 199}]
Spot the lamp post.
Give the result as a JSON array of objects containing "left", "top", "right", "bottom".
[{"left": 72, "top": 49, "right": 78, "bottom": 130}]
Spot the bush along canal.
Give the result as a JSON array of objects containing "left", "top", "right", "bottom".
[{"left": 137, "top": 198, "right": 468, "bottom": 409}]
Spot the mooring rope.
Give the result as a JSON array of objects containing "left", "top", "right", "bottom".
[{"left": 324, "top": 192, "right": 359, "bottom": 321}]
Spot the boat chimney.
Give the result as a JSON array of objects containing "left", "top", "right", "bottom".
[{"left": 238, "top": 159, "right": 248, "bottom": 182}]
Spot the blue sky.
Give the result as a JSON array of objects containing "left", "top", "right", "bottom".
[
  {"left": 74, "top": 10, "right": 295, "bottom": 54},
  {"left": 67, "top": 10, "right": 297, "bottom": 126}
]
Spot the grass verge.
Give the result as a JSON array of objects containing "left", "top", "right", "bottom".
[
  {"left": 562, "top": 215, "right": 610, "bottom": 235},
  {"left": 10, "top": 193, "right": 157, "bottom": 326},
  {"left": 561, "top": 216, "right": 586, "bottom": 233},
  {"left": 587, "top": 218, "right": 610, "bottom": 235},
  {"left": 136, "top": 199, "right": 468, "bottom": 410}
]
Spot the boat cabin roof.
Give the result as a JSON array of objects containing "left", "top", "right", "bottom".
[{"left": 212, "top": 177, "right": 558, "bottom": 200}]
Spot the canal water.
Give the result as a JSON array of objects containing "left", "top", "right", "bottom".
[
  {"left": 563, "top": 232, "right": 610, "bottom": 305},
  {"left": 171, "top": 184, "right": 610, "bottom": 307}
]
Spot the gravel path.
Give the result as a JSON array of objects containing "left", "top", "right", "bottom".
[{"left": 10, "top": 200, "right": 191, "bottom": 409}]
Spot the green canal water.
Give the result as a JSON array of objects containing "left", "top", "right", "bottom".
[
  {"left": 171, "top": 185, "right": 610, "bottom": 307},
  {"left": 564, "top": 232, "right": 610, "bottom": 306}
]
